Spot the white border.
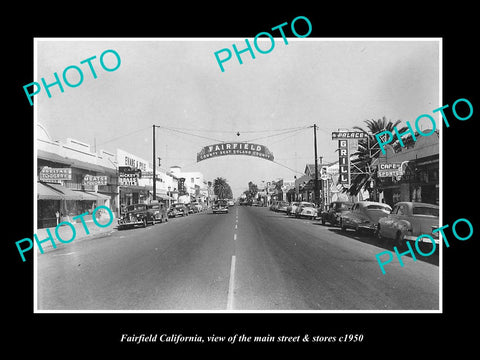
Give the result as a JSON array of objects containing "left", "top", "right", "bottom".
[{"left": 33, "top": 37, "right": 442, "bottom": 314}]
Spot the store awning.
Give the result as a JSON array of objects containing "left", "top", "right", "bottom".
[
  {"left": 46, "top": 183, "right": 98, "bottom": 200},
  {"left": 86, "top": 192, "right": 111, "bottom": 200},
  {"left": 38, "top": 182, "right": 65, "bottom": 200}
]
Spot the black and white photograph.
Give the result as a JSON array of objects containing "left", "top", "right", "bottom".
[
  {"left": 33, "top": 38, "right": 441, "bottom": 312},
  {"left": 7, "top": 7, "right": 479, "bottom": 353}
]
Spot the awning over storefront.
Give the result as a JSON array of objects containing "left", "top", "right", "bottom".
[
  {"left": 87, "top": 191, "right": 111, "bottom": 200},
  {"left": 37, "top": 182, "right": 64, "bottom": 200},
  {"left": 43, "top": 183, "right": 99, "bottom": 200}
]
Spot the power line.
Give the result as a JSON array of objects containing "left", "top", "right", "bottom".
[
  {"left": 244, "top": 126, "right": 311, "bottom": 143},
  {"left": 162, "top": 125, "right": 311, "bottom": 134},
  {"left": 159, "top": 126, "right": 224, "bottom": 143},
  {"left": 96, "top": 126, "right": 151, "bottom": 146}
]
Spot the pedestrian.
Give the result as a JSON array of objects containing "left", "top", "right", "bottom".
[{"left": 55, "top": 210, "right": 60, "bottom": 225}]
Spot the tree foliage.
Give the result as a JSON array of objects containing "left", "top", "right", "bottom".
[
  {"left": 243, "top": 181, "right": 258, "bottom": 200},
  {"left": 347, "top": 116, "right": 408, "bottom": 197},
  {"left": 213, "top": 177, "right": 233, "bottom": 199}
]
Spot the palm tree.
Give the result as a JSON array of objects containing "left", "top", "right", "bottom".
[
  {"left": 347, "top": 117, "right": 408, "bottom": 198},
  {"left": 213, "top": 177, "right": 232, "bottom": 199}
]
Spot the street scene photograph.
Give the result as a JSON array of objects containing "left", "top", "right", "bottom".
[{"left": 34, "top": 38, "right": 441, "bottom": 312}]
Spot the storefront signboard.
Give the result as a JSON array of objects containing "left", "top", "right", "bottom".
[
  {"left": 83, "top": 175, "right": 108, "bottom": 186},
  {"left": 331, "top": 131, "right": 368, "bottom": 139},
  {"left": 377, "top": 163, "right": 403, "bottom": 177},
  {"left": 39, "top": 167, "right": 72, "bottom": 181}
]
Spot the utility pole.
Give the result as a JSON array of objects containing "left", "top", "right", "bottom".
[
  {"left": 313, "top": 124, "right": 319, "bottom": 207},
  {"left": 152, "top": 125, "right": 161, "bottom": 201},
  {"left": 153, "top": 125, "right": 156, "bottom": 201}
]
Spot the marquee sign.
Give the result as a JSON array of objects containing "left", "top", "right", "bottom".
[{"left": 196, "top": 142, "right": 274, "bottom": 162}]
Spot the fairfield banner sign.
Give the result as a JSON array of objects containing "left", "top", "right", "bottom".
[{"left": 197, "top": 142, "right": 274, "bottom": 162}]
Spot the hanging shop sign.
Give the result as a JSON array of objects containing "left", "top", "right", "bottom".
[
  {"left": 331, "top": 131, "right": 368, "bottom": 140},
  {"left": 377, "top": 163, "right": 403, "bottom": 177},
  {"left": 338, "top": 140, "right": 349, "bottom": 184},
  {"left": 119, "top": 167, "right": 141, "bottom": 186},
  {"left": 39, "top": 167, "right": 72, "bottom": 181},
  {"left": 83, "top": 175, "right": 108, "bottom": 186},
  {"left": 196, "top": 142, "right": 274, "bottom": 162}
]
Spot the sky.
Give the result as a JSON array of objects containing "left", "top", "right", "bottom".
[{"left": 36, "top": 38, "right": 440, "bottom": 197}]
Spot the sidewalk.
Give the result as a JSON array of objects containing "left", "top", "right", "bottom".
[{"left": 35, "top": 213, "right": 117, "bottom": 253}]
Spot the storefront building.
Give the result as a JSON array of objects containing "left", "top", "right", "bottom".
[
  {"left": 37, "top": 124, "right": 118, "bottom": 228},
  {"left": 374, "top": 131, "right": 439, "bottom": 206}
]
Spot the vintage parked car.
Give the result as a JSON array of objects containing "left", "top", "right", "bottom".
[
  {"left": 276, "top": 201, "right": 290, "bottom": 213},
  {"left": 320, "top": 201, "right": 354, "bottom": 226},
  {"left": 213, "top": 199, "right": 229, "bottom": 214},
  {"left": 147, "top": 202, "right": 168, "bottom": 224},
  {"left": 118, "top": 203, "right": 155, "bottom": 229},
  {"left": 167, "top": 203, "right": 189, "bottom": 218},
  {"left": 286, "top": 202, "right": 299, "bottom": 216},
  {"left": 376, "top": 202, "right": 439, "bottom": 244},
  {"left": 191, "top": 202, "right": 203, "bottom": 212},
  {"left": 227, "top": 199, "right": 235, "bottom": 207},
  {"left": 340, "top": 201, "right": 392, "bottom": 233},
  {"left": 295, "top": 202, "right": 317, "bottom": 219}
]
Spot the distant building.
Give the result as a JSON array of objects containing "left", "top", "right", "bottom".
[{"left": 168, "top": 166, "right": 209, "bottom": 204}]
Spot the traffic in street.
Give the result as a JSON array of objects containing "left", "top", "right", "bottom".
[{"left": 37, "top": 202, "right": 439, "bottom": 311}]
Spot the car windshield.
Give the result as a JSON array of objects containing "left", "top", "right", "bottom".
[
  {"left": 413, "top": 206, "right": 439, "bottom": 216},
  {"left": 366, "top": 204, "right": 391, "bottom": 211},
  {"left": 215, "top": 201, "right": 227, "bottom": 206},
  {"left": 333, "top": 202, "right": 352, "bottom": 210},
  {"left": 127, "top": 204, "right": 145, "bottom": 211},
  {"left": 301, "top": 202, "right": 315, "bottom": 207}
]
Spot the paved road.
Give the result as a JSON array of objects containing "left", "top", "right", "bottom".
[{"left": 37, "top": 206, "right": 439, "bottom": 311}]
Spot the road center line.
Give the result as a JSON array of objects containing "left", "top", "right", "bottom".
[
  {"left": 227, "top": 255, "right": 236, "bottom": 310},
  {"left": 234, "top": 233, "right": 237, "bottom": 240},
  {"left": 235, "top": 224, "right": 237, "bottom": 229}
]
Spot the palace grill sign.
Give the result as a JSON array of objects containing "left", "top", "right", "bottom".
[{"left": 196, "top": 142, "right": 274, "bottom": 162}]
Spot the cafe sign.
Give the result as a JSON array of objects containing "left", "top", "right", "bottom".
[
  {"left": 196, "top": 142, "right": 274, "bottom": 162},
  {"left": 377, "top": 163, "right": 403, "bottom": 177}
]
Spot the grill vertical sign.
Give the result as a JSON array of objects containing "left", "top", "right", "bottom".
[
  {"left": 338, "top": 140, "right": 349, "bottom": 184},
  {"left": 332, "top": 131, "right": 369, "bottom": 186}
]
